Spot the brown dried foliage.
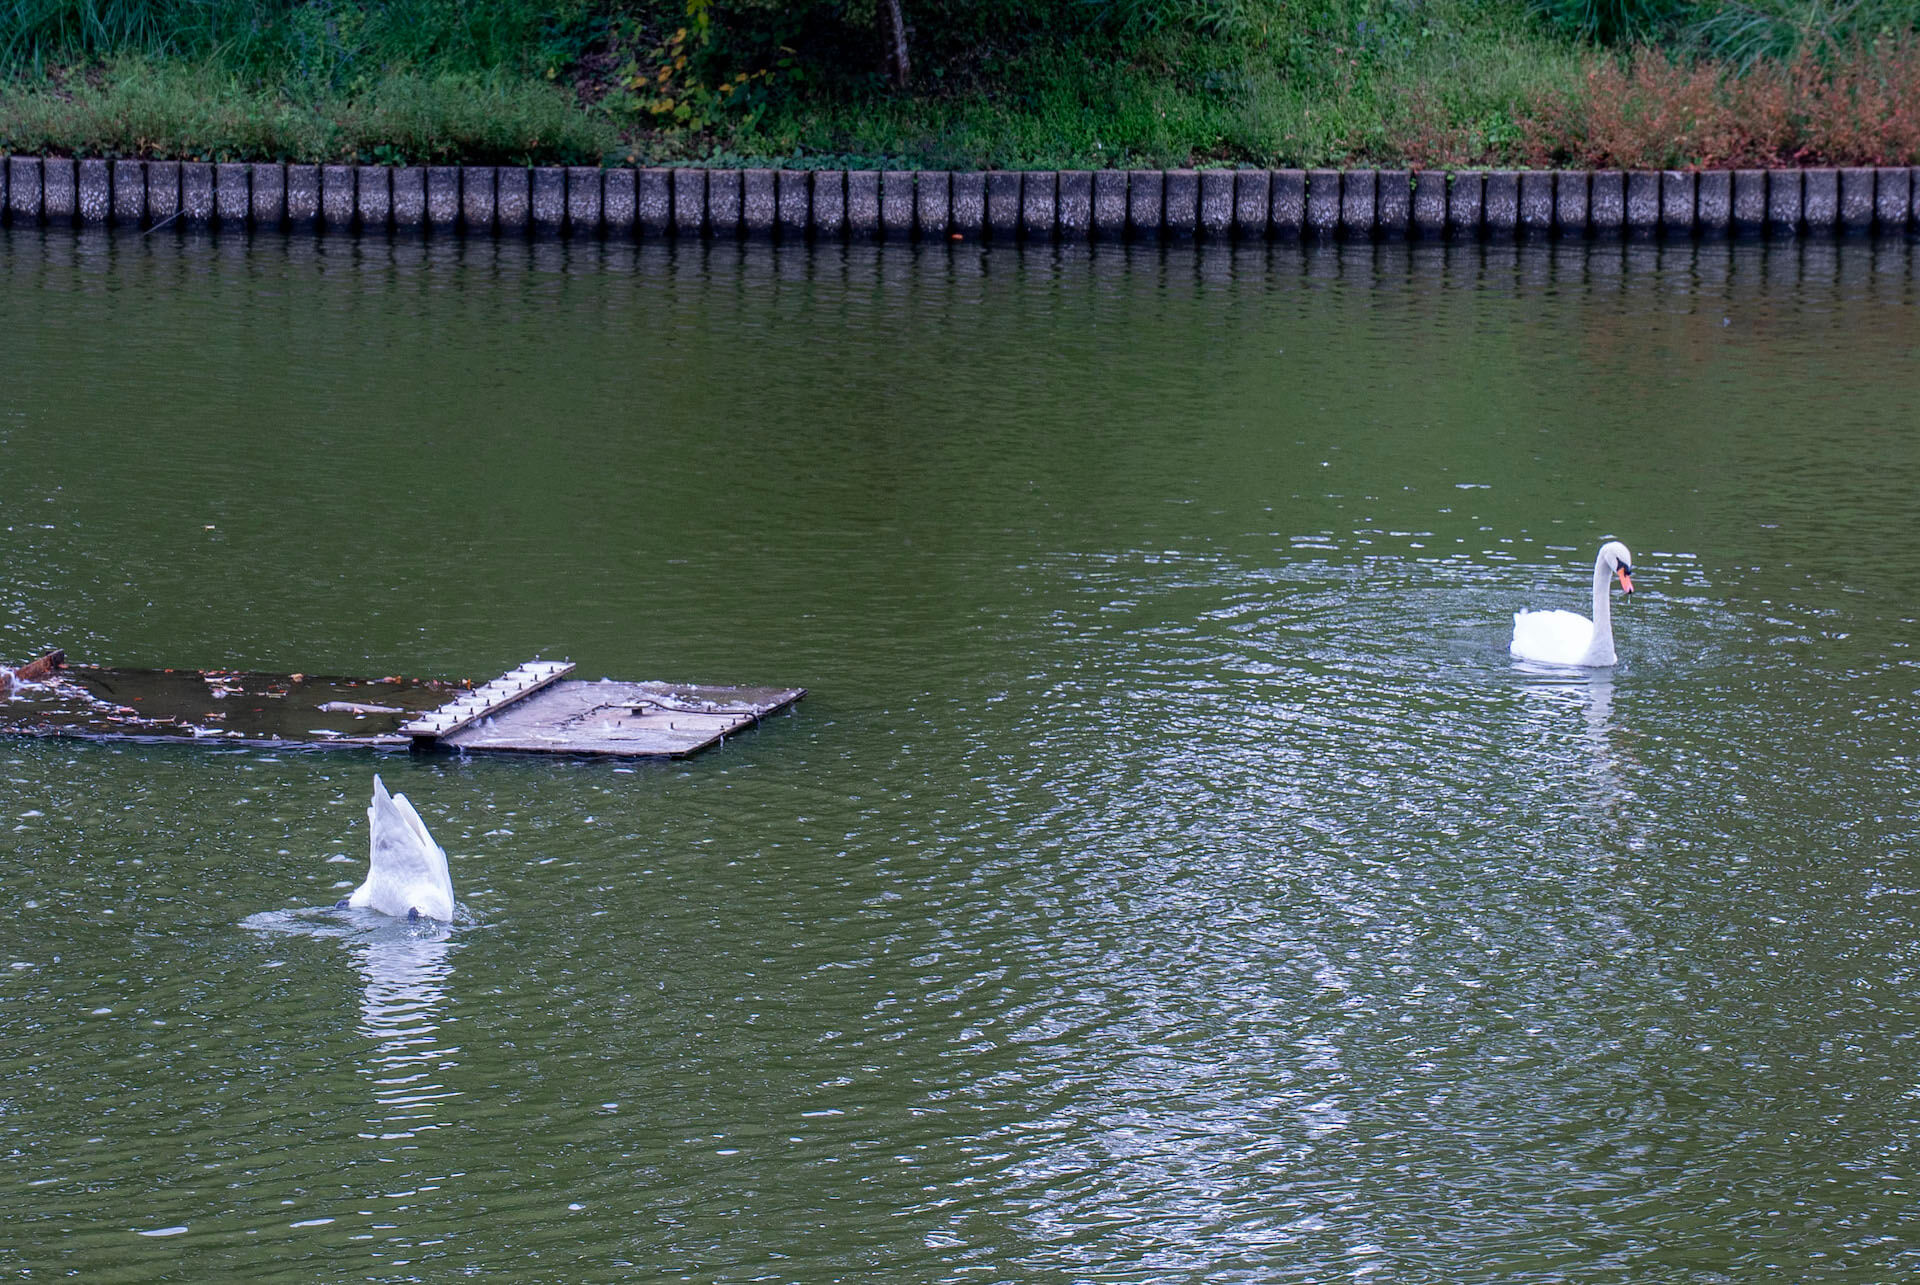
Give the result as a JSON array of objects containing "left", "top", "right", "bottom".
[
  {"left": 1516, "top": 37, "right": 1920, "bottom": 169},
  {"left": 1391, "top": 84, "right": 1487, "bottom": 169}
]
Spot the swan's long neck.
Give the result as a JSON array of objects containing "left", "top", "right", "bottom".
[{"left": 1586, "top": 551, "right": 1616, "bottom": 664}]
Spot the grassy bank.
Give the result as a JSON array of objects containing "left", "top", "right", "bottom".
[{"left": 1, "top": 0, "right": 1915, "bottom": 168}]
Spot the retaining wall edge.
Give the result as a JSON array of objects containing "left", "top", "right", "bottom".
[{"left": 0, "top": 161, "right": 1910, "bottom": 243}]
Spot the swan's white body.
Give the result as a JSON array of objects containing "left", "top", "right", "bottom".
[
  {"left": 1511, "top": 541, "right": 1635, "bottom": 667},
  {"left": 345, "top": 775, "right": 455, "bottom": 922}
]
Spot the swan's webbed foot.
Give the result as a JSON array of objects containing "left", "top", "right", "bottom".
[
  {"left": 408, "top": 906, "right": 421, "bottom": 922},
  {"left": 334, "top": 897, "right": 350, "bottom": 910}
]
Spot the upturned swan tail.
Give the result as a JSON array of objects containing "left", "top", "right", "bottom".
[{"left": 346, "top": 774, "right": 456, "bottom": 922}]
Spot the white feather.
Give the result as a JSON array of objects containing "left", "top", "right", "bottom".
[
  {"left": 1510, "top": 541, "right": 1634, "bottom": 668},
  {"left": 347, "top": 774, "right": 455, "bottom": 922}
]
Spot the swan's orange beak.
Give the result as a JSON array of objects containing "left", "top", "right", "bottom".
[{"left": 1617, "top": 567, "right": 1635, "bottom": 597}]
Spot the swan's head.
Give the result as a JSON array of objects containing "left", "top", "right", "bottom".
[{"left": 1600, "top": 540, "right": 1635, "bottom": 596}]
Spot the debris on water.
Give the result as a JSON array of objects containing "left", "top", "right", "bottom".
[
  {"left": 15, "top": 651, "right": 65, "bottom": 682},
  {"left": 2, "top": 649, "right": 66, "bottom": 699}
]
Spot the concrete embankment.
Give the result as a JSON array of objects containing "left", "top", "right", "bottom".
[{"left": 2, "top": 157, "right": 1915, "bottom": 241}]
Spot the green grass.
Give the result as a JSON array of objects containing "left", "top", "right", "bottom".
[
  {"left": 0, "top": 0, "right": 1913, "bottom": 167},
  {"left": 0, "top": 0, "right": 621, "bottom": 162},
  {"left": 0, "top": 0, "right": 604, "bottom": 80},
  {"left": 0, "top": 59, "right": 621, "bottom": 162}
]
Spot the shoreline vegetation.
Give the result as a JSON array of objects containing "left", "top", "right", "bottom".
[{"left": 0, "top": 1, "right": 1915, "bottom": 171}]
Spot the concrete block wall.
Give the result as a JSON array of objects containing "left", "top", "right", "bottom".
[{"left": 1, "top": 158, "right": 1915, "bottom": 242}]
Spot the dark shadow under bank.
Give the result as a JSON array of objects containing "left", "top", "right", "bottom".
[
  {"left": 4, "top": 222, "right": 1915, "bottom": 311},
  {"left": 3, "top": 156, "right": 1920, "bottom": 244}
]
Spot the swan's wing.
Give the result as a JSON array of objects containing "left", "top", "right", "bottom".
[
  {"left": 349, "top": 774, "right": 456, "bottom": 921},
  {"left": 1510, "top": 609, "right": 1595, "bottom": 665}
]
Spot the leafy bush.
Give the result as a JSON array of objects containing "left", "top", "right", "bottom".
[
  {"left": 1691, "top": 0, "right": 1920, "bottom": 67},
  {"left": 1527, "top": 0, "right": 1918, "bottom": 57},
  {"left": 1517, "top": 36, "right": 1920, "bottom": 166},
  {"left": 1528, "top": 0, "right": 1682, "bottom": 44}
]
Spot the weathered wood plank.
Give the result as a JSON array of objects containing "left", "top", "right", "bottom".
[
  {"left": 442, "top": 680, "right": 805, "bottom": 758},
  {"left": 2, "top": 660, "right": 801, "bottom": 760},
  {"left": 400, "top": 659, "right": 575, "bottom": 741}
]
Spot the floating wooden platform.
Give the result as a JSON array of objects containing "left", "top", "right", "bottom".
[{"left": 0, "top": 656, "right": 803, "bottom": 759}]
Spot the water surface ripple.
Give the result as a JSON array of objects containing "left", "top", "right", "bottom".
[{"left": 2, "top": 231, "right": 1917, "bottom": 1281}]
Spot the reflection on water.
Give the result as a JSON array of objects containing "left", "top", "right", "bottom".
[
  {"left": 243, "top": 910, "right": 460, "bottom": 1143},
  {"left": 351, "top": 925, "right": 458, "bottom": 1142},
  {"left": 1516, "top": 674, "right": 1623, "bottom": 801}
]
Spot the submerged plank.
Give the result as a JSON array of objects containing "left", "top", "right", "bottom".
[{"left": 0, "top": 667, "right": 459, "bottom": 748}]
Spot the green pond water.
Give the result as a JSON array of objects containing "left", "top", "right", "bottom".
[{"left": 2, "top": 229, "right": 1919, "bottom": 1282}]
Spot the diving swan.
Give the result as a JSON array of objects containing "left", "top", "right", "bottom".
[
  {"left": 339, "top": 775, "right": 455, "bottom": 922},
  {"left": 1510, "top": 541, "right": 1636, "bottom": 667}
]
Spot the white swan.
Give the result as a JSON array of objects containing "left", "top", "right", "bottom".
[
  {"left": 1511, "top": 541, "right": 1635, "bottom": 667},
  {"left": 340, "top": 775, "right": 455, "bottom": 922}
]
